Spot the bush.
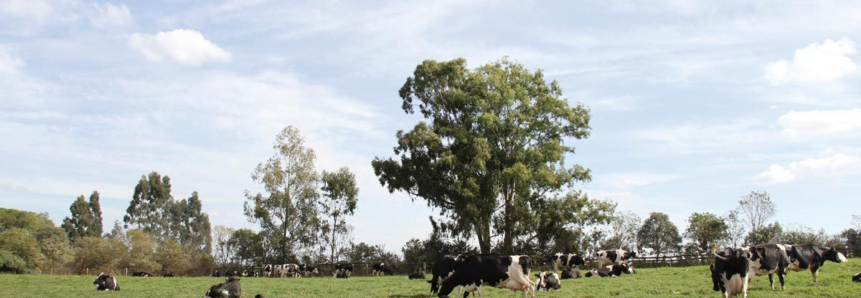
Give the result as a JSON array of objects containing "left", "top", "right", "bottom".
[
  {"left": 0, "top": 250, "right": 28, "bottom": 273},
  {"left": 0, "top": 228, "right": 44, "bottom": 270}
]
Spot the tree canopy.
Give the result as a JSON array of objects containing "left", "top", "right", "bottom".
[
  {"left": 684, "top": 212, "right": 728, "bottom": 253},
  {"left": 321, "top": 167, "right": 359, "bottom": 263},
  {"left": 637, "top": 212, "right": 681, "bottom": 258},
  {"left": 372, "top": 57, "right": 592, "bottom": 253},
  {"left": 61, "top": 191, "right": 103, "bottom": 243}
]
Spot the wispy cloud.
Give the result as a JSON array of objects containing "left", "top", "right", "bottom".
[
  {"left": 88, "top": 2, "right": 133, "bottom": 28},
  {"left": 128, "top": 29, "right": 231, "bottom": 65},
  {"left": 0, "top": 0, "right": 53, "bottom": 20}
]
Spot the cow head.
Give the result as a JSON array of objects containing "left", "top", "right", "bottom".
[
  {"left": 625, "top": 262, "right": 636, "bottom": 274},
  {"left": 853, "top": 271, "right": 861, "bottom": 283},
  {"left": 534, "top": 271, "right": 561, "bottom": 291},
  {"left": 823, "top": 247, "right": 847, "bottom": 263},
  {"left": 709, "top": 264, "right": 723, "bottom": 292},
  {"left": 623, "top": 251, "right": 637, "bottom": 260}
]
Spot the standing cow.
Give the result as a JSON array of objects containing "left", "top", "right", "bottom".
[
  {"left": 437, "top": 255, "right": 535, "bottom": 298},
  {"left": 428, "top": 255, "right": 465, "bottom": 294},
  {"left": 786, "top": 244, "right": 848, "bottom": 284},
  {"left": 372, "top": 263, "right": 394, "bottom": 276},
  {"left": 93, "top": 273, "right": 121, "bottom": 291},
  {"left": 595, "top": 249, "right": 636, "bottom": 267},
  {"left": 748, "top": 244, "right": 790, "bottom": 290},
  {"left": 263, "top": 264, "right": 272, "bottom": 277},
  {"left": 334, "top": 263, "right": 353, "bottom": 278},
  {"left": 710, "top": 244, "right": 751, "bottom": 298},
  {"left": 548, "top": 253, "right": 585, "bottom": 271}
]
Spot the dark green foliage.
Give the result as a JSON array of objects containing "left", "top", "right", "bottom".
[
  {"left": 0, "top": 250, "right": 27, "bottom": 273},
  {"left": 841, "top": 229, "right": 861, "bottom": 257},
  {"left": 229, "top": 228, "right": 264, "bottom": 266},
  {"left": 637, "top": 212, "right": 681, "bottom": 258},
  {"left": 0, "top": 228, "right": 43, "bottom": 269},
  {"left": 61, "top": 191, "right": 103, "bottom": 243},
  {"left": 372, "top": 57, "right": 593, "bottom": 253},
  {"left": 0, "top": 208, "right": 54, "bottom": 232},
  {"left": 684, "top": 212, "right": 728, "bottom": 253},
  {"left": 321, "top": 167, "right": 359, "bottom": 263},
  {"left": 745, "top": 222, "right": 783, "bottom": 245},
  {"left": 168, "top": 191, "right": 212, "bottom": 254},
  {"left": 125, "top": 172, "right": 174, "bottom": 237},
  {"left": 72, "top": 236, "right": 127, "bottom": 274}
]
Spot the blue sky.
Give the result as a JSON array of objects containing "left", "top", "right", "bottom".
[{"left": 2, "top": 0, "right": 860, "bottom": 251}]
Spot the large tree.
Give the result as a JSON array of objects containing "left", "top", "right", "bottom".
[
  {"left": 320, "top": 167, "right": 359, "bottom": 264},
  {"left": 245, "top": 126, "right": 321, "bottom": 263},
  {"left": 737, "top": 191, "right": 776, "bottom": 233},
  {"left": 168, "top": 191, "right": 212, "bottom": 254},
  {"left": 603, "top": 210, "right": 642, "bottom": 251},
  {"left": 637, "top": 212, "right": 681, "bottom": 258},
  {"left": 61, "top": 191, "right": 103, "bottom": 243},
  {"left": 684, "top": 212, "right": 728, "bottom": 253},
  {"left": 124, "top": 172, "right": 174, "bottom": 238},
  {"left": 372, "top": 58, "right": 592, "bottom": 253}
]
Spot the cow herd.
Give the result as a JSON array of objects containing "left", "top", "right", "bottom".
[{"left": 710, "top": 243, "right": 851, "bottom": 297}]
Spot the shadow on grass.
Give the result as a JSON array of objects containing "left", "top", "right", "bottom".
[{"left": 388, "top": 295, "right": 434, "bottom": 298}]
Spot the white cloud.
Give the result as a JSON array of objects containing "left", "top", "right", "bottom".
[
  {"left": 755, "top": 153, "right": 860, "bottom": 184},
  {"left": 89, "top": 2, "right": 133, "bottom": 28},
  {"left": 603, "top": 173, "right": 680, "bottom": 190},
  {"left": 765, "top": 38, "right": 858, "bottom": 84},
  {"left": 0, "top": 0, "right": 52, "bottom": 19},
  {"left": 128, "top": 29, "right": 231, "bottom": 66},
  {"left": 0, "top": 45, "right": 24, "bottom": 75},
  {"left": 778, "top": 108, "right": 861, "bottom": 138}
]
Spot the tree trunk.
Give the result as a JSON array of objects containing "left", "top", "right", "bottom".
[
  {"left": 502, "top": 182, "right": 515, "bottom": 254},
  {"left": 331, "top": 214, "right": 337, "bottom": 264},
  {"left": 477, "top": 220, "right": 491, "bottom": 254}
]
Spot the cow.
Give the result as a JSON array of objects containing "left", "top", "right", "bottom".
[
  {"left": 204, "top": 277, "right": 241, "bottom": 298},
  {"left": 263, "top": 264, "right": 272, "bottom": 277},
  {"left": 408, "top": 267, "right": 426, "bottom": 279},
  {"left": 560, "top": 267, "right": 582, "bottom": 279},
  {"left": 785, "top": 244, "right": 848, "bottom": 284},
  {"left": 300, "top": 264, "right": 319, "bottom": 276},
  {"left": 93, "top": 273, "right": 121, "bottom": 291},
  {"left": 335, "top": 270, "right": 350, "bottom": 278},
  {"left": 211, "top": 270, "right": 221, "bottom": 277},
  {"left": 281, "top": 264, "right": 301, "bottom": 278},
  {"left": 255, "top": 295, "right": 264, "bottom": 298},
  {"left": 437, "top": 255, "right": 535, "bottom": 298},
  {"left": 747, "top": 244, "right": 790, "bottom": 290},
  {"left": 132, "top": 272, "right": 151, "bottom": 277},
  {"left": 710, "top": 244, "right": 751, "bottom": 298},
  {"left": 272, "top": 265, "right": 282, "bottom": 277},
  {"left": 334, "top": 263, "right": 353, "bottom": 278},
  {"left": 547, "top": 253, "right": 585, "bottom": 271},
  {"left": 853, "top": 271, "right": 861, "bottom": 283},
  {"left": 584, "top": 264, "right": 634, "bottom": 277},
  {"left": 372, "top": 263, "right": 394, "bottom": 276},
  {"left": 162, "top": 272, "right": 175, "bottom": 277},
  {"left": 534, "top": 271, "right": 561, "bottom": 291},
  {"left": 429, "top": 255, "right": 466, "bottom": 294},
  {"left": 595, "top": 249, "right": 636, "bottom": 267}
]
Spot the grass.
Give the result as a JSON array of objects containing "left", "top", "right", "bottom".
[{"left": 5, "top": 259, "right": 860, "bottom": 297}]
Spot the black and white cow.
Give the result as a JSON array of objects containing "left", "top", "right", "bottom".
[
  {"left": 437, "top": 255, "right": 535, "bottom": 298},
  {"left": 748, "top": 244, "right": 790, "bottom": 290},
  {"left": 560, "top": 267, "right": 582, "bottom": 279},
  {"left": 93, "top": 273, "right": 121, "bottom": 291},
  {"left": 428, "top": 255, "right": 465, "bottom": 294},
  {"left": 548, "top": 253, "right": 586, "bottom": 271},
  {"left": 372, "top": 263, "right": 394, "bottom": 276},
  {"left": 300, "top": 264, "right": 319, "bottom": 276},
  {"left": 595, "top": 249, "right": 636, "bottom": 267},
  {"left": 853, "top": 271, "right": 861, "bottom": 283},
  {"left": 162, "top": 272, "right": 175, "bottom": 277},
  {"left": 282, "top": 264, "right": 301, "bottom": 278},
  {"left": 584, "top": 264, "right": 634, "bottom": 278},
  {"left": 272, "top": 265, "right": 282, "bottom": 277},
  {"left": 263, "top": 264, "right": 272, "bottom": 277},
  {"left": 132, "top": 271, "right": 151, "bottom": 277},
  {"left": 786, "top": 244, "right": 848, "bottom": 284},
  {"left": 534, "top": 271, "right": 561, "bottom": 291},
  {"left": 710, "top": 244, "right": 751, "bottom": 298},
  {"left": 408, "top": 267, "right": 426, "bottom": 279},
  {"left": 334, "top": 263, "right": 353, "bottom": 278},
  {"left": 204, "top": 277, "right": 241, "bottom": 298},
  {"left": 211, "top": 270, "right": 221, "bottom": 277}
]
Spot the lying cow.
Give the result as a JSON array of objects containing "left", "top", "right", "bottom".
[
  {"left": 710, "top": 244, "right": 751, "bottom": 298},
  {"left": 584, "top": 264, "right": 634, "bottom": 277},
  {"left": 437, "top": 255, "right": 535, "bottom": 298},
  {"left": 429, "top": 255, "right": 465, "bottom": 294},
  {"left": 534, "top": 271, "right": 561, "bottom": 291},
  {"left": 853, "top": 271, "right": 861, "bottom": 283},
  {"left": 204, "top": 277, "right": 241, "bottom": 298},
  {"left": 408, "top": 268, "right": 426, "bottom": 279},
  {"left": 132, "top": 271, "right": 151, "bottom": 277},
  {"left": 786, "top": 244, "right": 848, "bottom": 284},
  {"left": 748, "top": 244, "right": 790, "bottom": 290},
  {"left": 596, "top": 249, "right": 636, "bottom": 267},
  {"left": 548, "top": 253, "right": 585, "bottom": 271},
  {"left": 560, "top": 267, "right": 582, "bottom": 279},
  {"left": 162, "top": 272, "right": 175, "bottom": 277},
  {"left": 334, "top": 263, "right": 353, "bottom": 278},
  {"left": 372, "top": 263, "right": 393, "bottom": 276},
  {"left": 93, "top": 273, "right": 121, "bottom": 291}
]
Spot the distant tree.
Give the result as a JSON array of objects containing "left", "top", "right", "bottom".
[
  {"left": 34, "top": 227, "right": 72, "bottom": 272},
  {"left": 124, "top": 229, "right": 160, "bottom": 273},
  {"left": 0, "top": 228, "right": 43, "bottom": 270},
  {"left": 230, "top": 229, "right": 263, "bottom": 267},
  {"left": 372, "top": 58, "right": 592, "bottom": 254},
  {"left": 604, "top": 210, "right": 641, "bottom": 251},
  {"left": 105, "top": 220, "right": 127, "bottom": 242},
  {"left": 72, "top": 236, "right": 127, "bottom": 274},
  {"left": 684, "top": 212, "right": 728, "bottom": 253},
  {"left": 156, "top": 240, "right": 192, "bottom": 275},
  {"left": 519, "top": 193, "right": 615, "bottom": 255},
  {"left": 637, "top": 212, "right": 681, "bottom": 258},
  {"left": 61, "top": 191, "right": 104, "bottom": 243},
  {"left": 124, "top": 172, "right": 174, "bottom": 237},
  {"left": 212, "top": 226, "right": 235, "bottom": 266},
  {"left": 840, "top": 229, "right": 861, "bottom": 257},
  {"left": 725, "top": 210, "right": 745, "bottom": 248},
  {"left": 781, "top": 225, "right": 827, "bottom": 245},
  {"left": 745, "top": 222, "right": 783, "bottom": 245},
  {"left": 244, "top": 126, "right": 321, "bottom": 263},
  {"left": 737, "top": 191, "right": 776, "bottom": 233},
  {"left": 0, "top": 250, "right": 27, "bottom": 273},
  {"left": 0, "top": 208, "right": 54, "bottom": 232},
  {"left": 320, "top": 167, "right": 359, "bottom": 264},
  {"left": 401, "top": 238, "right": 425, "bottom": 269},
  {"left": 168, "top": 191, "right": 212, "bottom": 254}
]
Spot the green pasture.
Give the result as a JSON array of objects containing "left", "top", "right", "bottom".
[{"left": 5, "top": 259, "right": 860, "bottom": 297}]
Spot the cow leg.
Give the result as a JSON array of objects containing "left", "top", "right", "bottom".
[
  {"left": 778, "top": 272, "right": 785, "bottom": 290},
  {"left": 768, "top": 273, "right": 775, "bottom": 290},
  {"left": 811, "top": 266, "right": 819, "bottom": 284}
]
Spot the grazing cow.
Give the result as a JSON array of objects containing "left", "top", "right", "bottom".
[
  {"left": 747, "top": 244, "right": 790, "bottom": 290},
  {"left": 534, "top": 271, "right": 561, "bottom": 291},
  {"left": 429, "top": 255, "right": 465, "bottom": 294},
  {"left": 132, "top": 272, "right": 151, "bottom": 277},
  {"left": 595, "top": 249, "right": 636, "bottom": 267},
  {"left": 853, "top": 271, "right": 861, "bottom": 283},
  {"left": 372, "top": 263, "right": 394, "bottom": 276},
  {"left": 437, "top": 255, "right": 535, "bottom": 298},
  {"left": 263, "top": 264, "right": 272, "bottom": 277},
  {"left": 300, "top": 264, "right": 319, "bottom": 276},
  {"left": 560, "top": 267, "right": 581, "bottom": 279},
  {"left": 281, "top": 264, "right": 301, "bottom": 278},
  {"left": 785, "top": 244, "right": 848, "bottom": 284},
  {"left": 204, "top": 277, "right": 241, "bottom": 298},
  {"left": 408, "top": 267, "right": 426, "bottom": 279},
  {"left": 584, "top": 264, "right": 634, "bottom": 278},
  {"left": 93, "top": 273, "right": 121, "bottom": 291},
  {"left": 710, "top": 244, "right": 751, "bottom": 298},
  {"left": 548, "top": 253, "right": 585, "bottom": 271},
  {"left": 334, "top": 263, "right": 353, "bottom": 278},
  {"left": 162, "top": 272, "right": 175, "bottom": 277}
]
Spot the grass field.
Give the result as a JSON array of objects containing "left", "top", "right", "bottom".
[{"left": 5, "top": 259, "right": 860, "bottom": 297}]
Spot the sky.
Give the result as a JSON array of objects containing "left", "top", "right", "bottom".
[{"left": 1, "top": 0, "right": 860, "bottom": 253}]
